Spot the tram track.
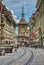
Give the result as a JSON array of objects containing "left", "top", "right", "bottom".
[
  {"left": 2, "top": 48, "right": 26, "bottom": 65},
  {"left": 0, "top": 47, "right": 34, "bottom": 65},
  {"left": 10, "top": 47, "right": 34, "bottom": 65},
  {"left": 23, "top": 48, "right": 34, "bottom": 65},
  {"left": 24, "top": 50, "right": 34, "bottom": 65}
]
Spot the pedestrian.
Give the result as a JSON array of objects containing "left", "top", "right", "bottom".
[{"left": 35, "top": 46, "right": 36, "bottom": 49}]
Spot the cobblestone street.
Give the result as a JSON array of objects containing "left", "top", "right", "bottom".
[
  {"left": 30, "top": 48, "right": 44, "bottom": 65},
  {"left": 0, "top": 47, "right": 32, "bottom": 65},
  {"left": 0, "top": 47, "right": 44, "bottom": 65}
]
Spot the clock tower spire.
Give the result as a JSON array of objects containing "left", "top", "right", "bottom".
[{"left": 22, "top": 5, "right": 24, "bottom": 18}]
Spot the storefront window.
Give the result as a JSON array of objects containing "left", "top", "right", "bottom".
[{"left": 6, "top": 41, "right": 8, "bottom": 44}]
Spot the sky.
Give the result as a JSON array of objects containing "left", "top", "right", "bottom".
[{"left": 3, "top": 0, "right": 37, "bottom": 23}]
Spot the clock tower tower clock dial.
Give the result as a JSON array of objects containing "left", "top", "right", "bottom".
[{"left": 21, "top": 28, "right": 25, "bottom": 34}]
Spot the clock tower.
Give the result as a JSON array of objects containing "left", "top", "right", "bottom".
[{"left": 17, "top": 6, "right": 28, "bottom": 46}]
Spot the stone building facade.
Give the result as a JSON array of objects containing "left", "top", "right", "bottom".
[
  {"left": 36, "top": 0, "right": 44, "bottom": 46},
  {"left": 0, "top": 1, "right": 16, "bottom": 45},
  {"left": 29, "top": 0, "right": 44, "bottom": 47},
  {"left": 28, "top": 14, "right": 36, "bottom": 45}
]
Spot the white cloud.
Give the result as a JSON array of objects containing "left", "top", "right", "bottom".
[
  {"left": 10, "top": 10, "right": 17, "bottom": 19},
  {"left": 14, "top": 19, "right": 19, "bottom": 23},
  {"left": 10, "top": 10, "right": 19, "bottom": 23}
]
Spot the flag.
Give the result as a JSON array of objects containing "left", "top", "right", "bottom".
[
  {"left": 0, "top": 5, "right": 3, "bottom": 11},
  {"left": 32, "top": 33, "right": 36, "bottom": 38}
]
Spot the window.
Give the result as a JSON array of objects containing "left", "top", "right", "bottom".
[
  {"left": 9, "top": 41, "right": 10, "bottom": 45},
  {"left": 6, "top": 41, "right": 8, "bottom": 44},
  {"left": 0, "top": 30, "right": 1, "bottom": 34},
  {"left": 21, "top": 38, "right": 24, "bottom": 41}
]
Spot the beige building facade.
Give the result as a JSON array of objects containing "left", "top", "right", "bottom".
[
  {"left": 29, "top": 0, "right": 44, "bottom": 47},
  {"left": 0, "top": 2, "right": 16, "bottom": 46},
  {"left": 36, "top": 0, "right": 44, "bottom": 46}
]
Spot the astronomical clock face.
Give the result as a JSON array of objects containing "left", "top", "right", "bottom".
[{"left": 21, "top": 28, "right": 25, "bottom": 33}]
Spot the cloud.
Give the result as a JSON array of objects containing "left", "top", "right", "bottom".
[
  {"left": 10, "top": 10, "right": 19, "bottom": 23},
  {"left": 10, "top": 10, "right": 17, "bottom": 18},
  {"left": 14, "top": 19, "right": 19, "bottom": 23}
]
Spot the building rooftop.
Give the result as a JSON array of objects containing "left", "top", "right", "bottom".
[{"left": 18, "top": 18, "right": 28, "bottom": 25}]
